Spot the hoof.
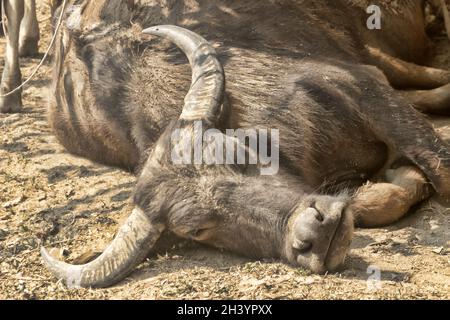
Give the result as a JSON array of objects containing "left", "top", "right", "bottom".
[
  {"left": 0, "top": 91, "right": 23, "bottom": 113},
  {"left": 19, "top": 37, "right": 39, "bottom": 57}
]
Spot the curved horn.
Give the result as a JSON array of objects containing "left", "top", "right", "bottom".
[
  {"left": 142, "top": 25, "right": 225, "bottom": 125},
  {"left": 41, "top": 207, "right": 164, "bottom": 288}
]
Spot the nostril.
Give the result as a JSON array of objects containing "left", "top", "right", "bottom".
[
  {"left": 293, "top": 239, "right": 312, "bottom": 253},
  {"left": 314, "top": 210, "right": 324, "bottom": 222},
  {"left": 310, "top": 202, "right": 324, "bottom": 222}
]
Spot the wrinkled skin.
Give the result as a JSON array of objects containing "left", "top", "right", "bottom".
[{"left": 8, "top": 0, "right": 450, "bottom": 287}]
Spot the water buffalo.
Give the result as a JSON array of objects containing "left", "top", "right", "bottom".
[{"left": 2, "top": 0, "right": 449, "bottom": 288}]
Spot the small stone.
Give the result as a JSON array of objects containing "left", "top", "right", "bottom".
[
  {"left": 37, "top": 193, "right": 47, "bottom": 201},
  {"left": 432, "top": 247, "right": 445, "bottom": 255},
  {"left": 302, "top": 276, "right": 317, "bottom": 285},
  {"left": 65, "top": 188, "right": 75, "bottom": 199}
]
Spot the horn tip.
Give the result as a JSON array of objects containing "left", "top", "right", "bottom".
[
  {"left": 142, "top": 26, "right": 160, "bottom": 35},
  {"left": 142, "top": 25, "right": 173, "bottom": 35},
  {"left": 142, "top": 25, "right": 183, "bottom": 35},
  {"left": 40, "top": 246, "right": 53, "bottom": 262},
  {"left": 41, "top": 246, "right": 84, "bottom": 289}
]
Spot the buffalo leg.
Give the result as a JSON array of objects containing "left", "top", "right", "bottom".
[
  {"left": 353, "top": 72, "right": 450, "bottom": 202},
  {"left": 350, "top": 166, "right": 432, "bottom": 228},
  {"left": 400, "top": 84, "right": 450, "bottom": 115},
  {"left": 365, "top": 46, "right": 450, "bottom": 89},
  {"left": 19, "top": 0, "right": 39, "bottom": 57},
  {"left": 0, "top": 0, "right": 24, "bottom": 113}
]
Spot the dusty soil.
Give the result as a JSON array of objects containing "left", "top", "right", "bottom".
[{"left": 0, "top": 3, "right": 449, "bottom": 300}]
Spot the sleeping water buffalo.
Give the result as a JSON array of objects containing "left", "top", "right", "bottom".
[{"left": 1, "top": 0, "right": 450, "bottom": 288}]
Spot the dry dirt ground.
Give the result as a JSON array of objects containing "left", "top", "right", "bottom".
[{"left": 0, "top": 3, "right": 449, "bottom": 300}]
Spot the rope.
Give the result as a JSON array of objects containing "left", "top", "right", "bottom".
[{"left": 0, "top": 0, "right": 67, "bottom": 97}]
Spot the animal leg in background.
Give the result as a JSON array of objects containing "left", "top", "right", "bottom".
[
  {"left": 366, "top": 46, "right": 450, "bottom": 89},
  {"left": 365, "top": 47, "right": 450, "bottom": 114},
  {"left": 0, "top": 0, "right": 24, "bottom": 113},
  {"left": 399, "top": 84, "right": 450, "bottom": 114},
  {"left": 350, "top": 166, "right": 432, "bottom": 228},
  {"left": 19, "top": 0, "right": 39, "bottom": 57}
]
